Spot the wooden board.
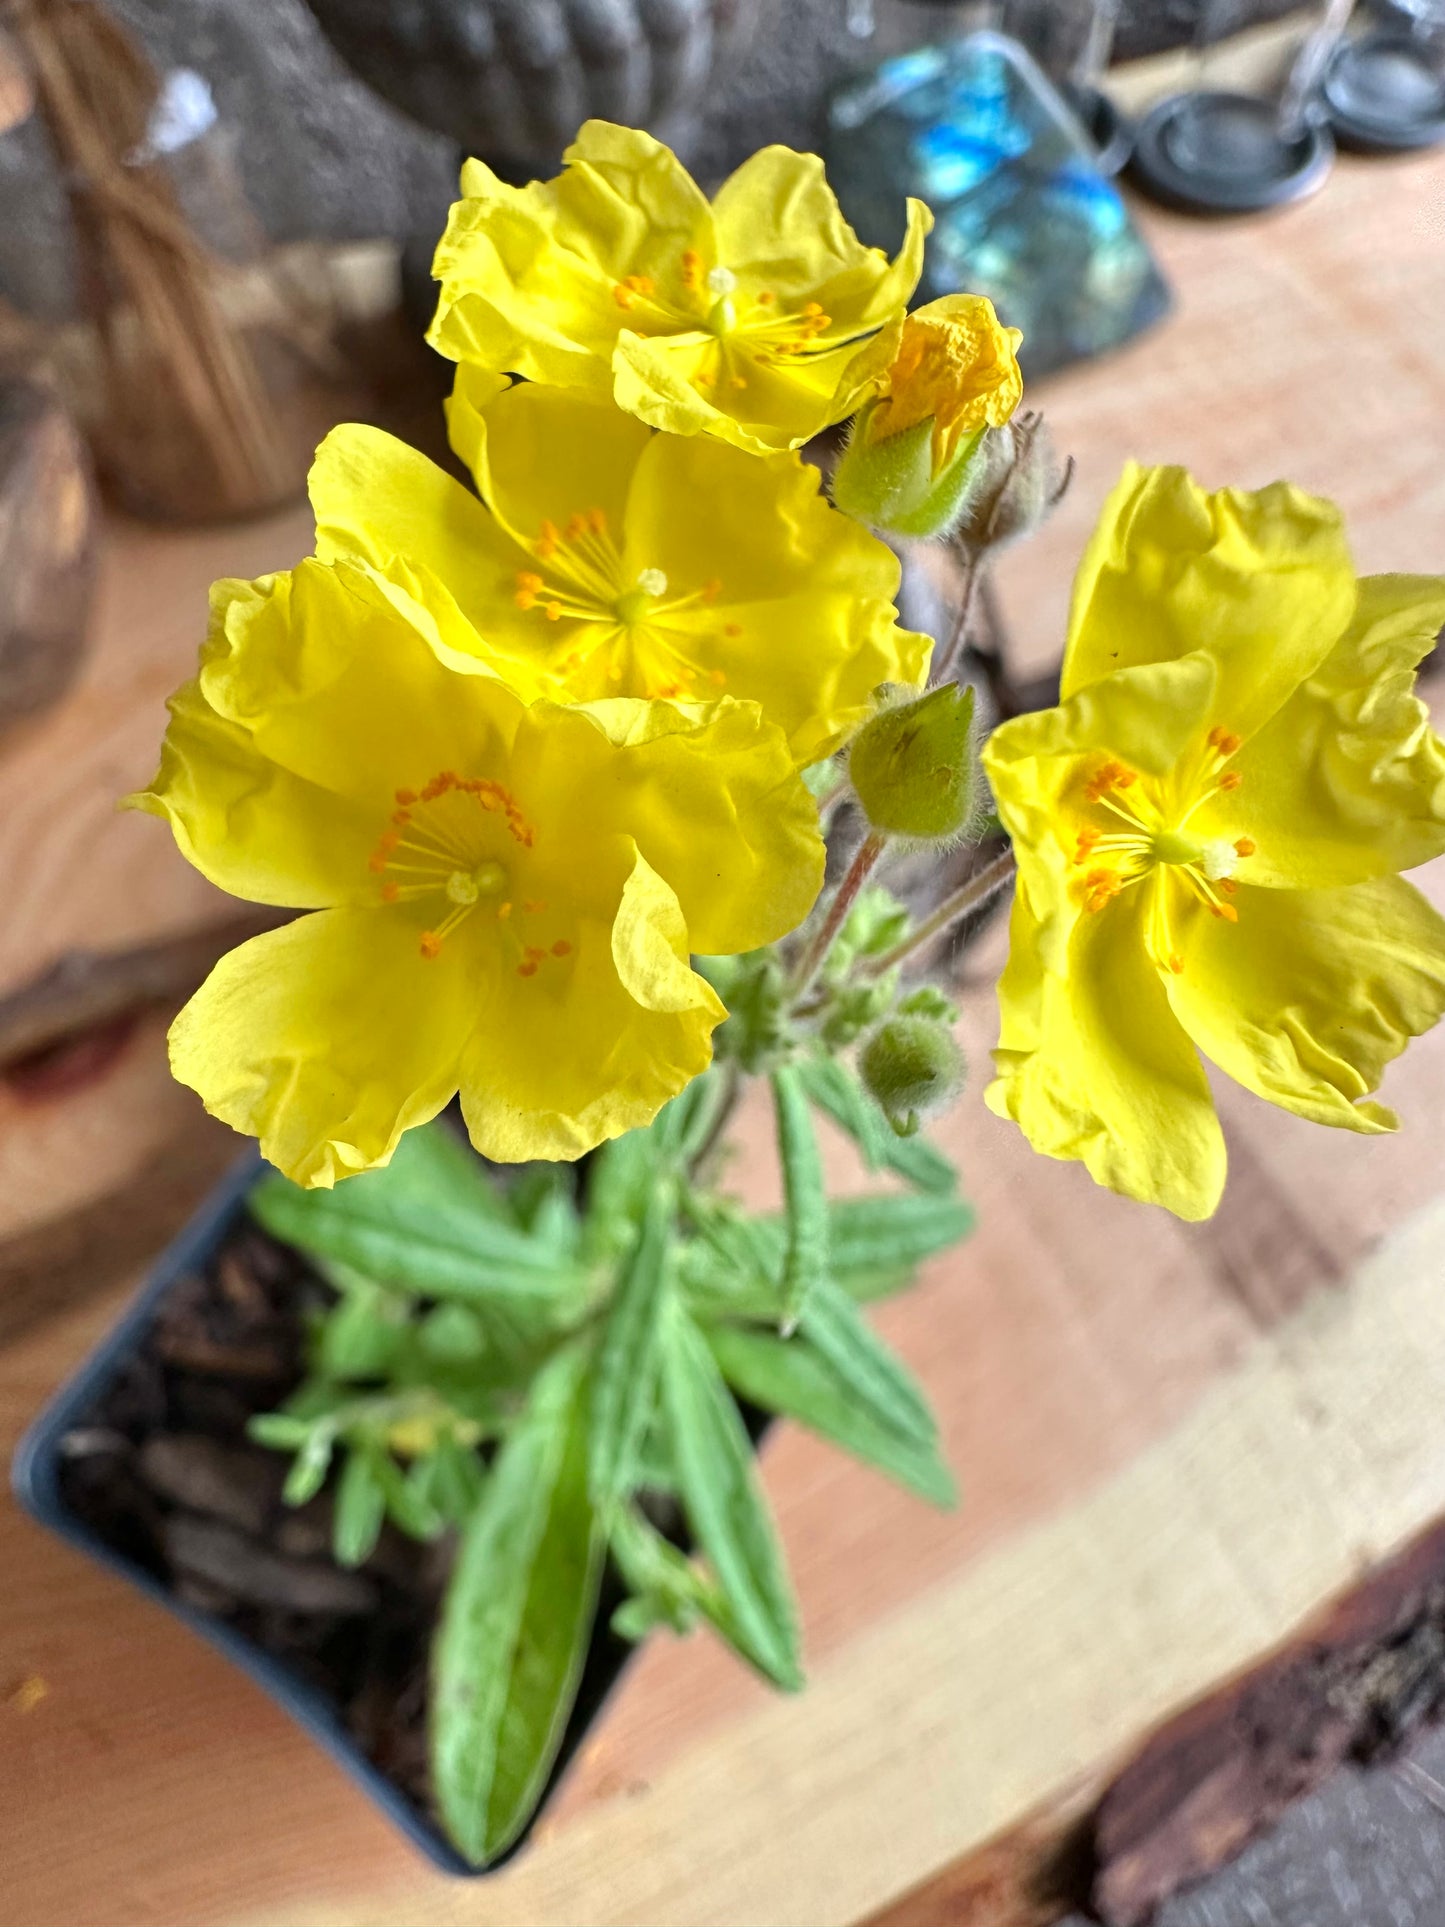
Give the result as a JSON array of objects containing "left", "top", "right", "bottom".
[{"left": 5, "top": 127, "right": 1445, "bottom": 1927}]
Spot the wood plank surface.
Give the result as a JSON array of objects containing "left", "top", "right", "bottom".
[{"left": 3, "top": 127, "right": 1445, "bottom": 1927}]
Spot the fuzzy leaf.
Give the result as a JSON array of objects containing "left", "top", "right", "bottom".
[
  {"left": 661, "top": 1301, "right": 802, "bottom": 1690},
  {"left": 771, "top": 1065, "right": 830, "bottom": 1334},
  {"left": 251, "top": 1134, "right": 594, "bottom": 1318},
  {"left": 828, "top": 1192, "right": 974, "bottom": 1275},
  {"left": 589, "top": 1179, "right": 675, "bottom": 1512},
  {"left": 708, "top": 1324, "right": 956, "bottom": 1509},
  {"left": 333, "top": 1447, "right": 387, "bottom": 1566},
  {"left": 801, "top": 1279, "right": 936, "bottom": 1446},
  {"left": 432, "top": 1345, "right": 603, "bottom": 1867}
]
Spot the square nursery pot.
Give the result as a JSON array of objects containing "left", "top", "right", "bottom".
[{"left": 10, "top": 1151, "right": 666, "bottom": 1877}]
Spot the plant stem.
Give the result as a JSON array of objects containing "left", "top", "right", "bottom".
[
  {"left": 789, "top": 829, "right": 887, "bottom": 1001},
  {"left": 685, "top": 1060, "right": 741, "bottom": 1188},
  {"left": 866, "top": 848, "right": 1016, "bottom": 978},
  {"left": 931, "top": 547, "right": 985, "bottom": 684}
]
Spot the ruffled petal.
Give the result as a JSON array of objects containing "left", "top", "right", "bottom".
[
  {"left": 621, "top": 431, "right": 927, "bottom": 757},
  {"left": 1193, "top": 574, "right": 1445, "bottom": 888},
  {"left": 124, "top": 677, "right": 377, "bottom": 908},
  {"left": 452, "top": 376, "right": 650, "bottom": 550},
  {"left": 986, "top": 877, "right": 1226, "bottom": 1220},
  {"left": 711, "top": 146, "right": 929, "bottom": 325},
  {"left": 458, "top": 840, "right": 722, "bottom": 1162},
  {"left": 508, "top": 696, "right": 825, "bottom": 955},
  {"left": 1062, "top": 465, "right": 1356, "bottom": 740},
  {"left": 1164, "top": 873, "right": 1445, "bottom": 1134},
  {"left": 199, "top": 561, "right": 522, "bottom": 812},
  {"left": 170, "top": 908, "right": 478, "bottom": 1187}
]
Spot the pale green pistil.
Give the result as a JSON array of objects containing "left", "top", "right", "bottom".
[{"left": 1152, "top": 828, "right": 1205, "bottom": 868}]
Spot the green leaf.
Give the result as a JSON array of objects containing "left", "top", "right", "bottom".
[
  {"left": 424, "top": 1429, "right": 488, "bottom": 1523},
  {"left": 801, "top": 1279, "right": 936, "bottom": 1446},
  {"left": 279, "top": 1422, "right": 334, "bottom": 1504},
  {"left": 250, "top": 1131, "right": 595, "bottom": 1319},
  {"left": 771, "top": 1065, "right": 829, "bottom": 1334},
  {"left": 432, "top": 1344, "right": 604, "bottom": 1867},
  {"left": 588, "top": 1179, "right": 675, "bottom": 1512},
  {"left": 333, "top": 1447, "right": 387, "bottom": 1566},
  {"left": 608, "top": 1504, "right": 766, "bottom": 1653},
  {"left": 660, "top": 1301, "right": 802, "bottom": 1690},
  {"left": 247, "top": 1413, "right": 316, "bottom": 1451},
  {"left": 796, "top": 1057, "right": 957, "bottom": 1196},
  {"left": 373, "top": 1449, "right": 445, "bottom": 1541},
  {"left": 315, "top": 1265, "right": 409, "bottom": 1380},
  {"left": 582, "top": 1125, "right": 659, "bottom": 1263},
  {"left": 828, "top": 1192, "right": 974, "bottom": 1275},
  {"left": 707, "top": 1323, "right": 956, "bottom": 1509}
]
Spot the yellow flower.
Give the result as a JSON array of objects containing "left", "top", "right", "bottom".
[
  {"left": 984, "top": 463, "right": 1445, "bottom": 1221},
  {"left": 311, "top": 373, "right": 930, "bottom": 766},
  {"left": 127, "top": 558, "right": 824, "bottom": 1186},
  {"left": 428, "top": 120, "right": 931, "bottom": 456},
  {"left": 859, "top": 294, "right": 1024, "bottom": 471}
]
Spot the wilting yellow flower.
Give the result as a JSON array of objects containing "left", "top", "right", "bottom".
[
  {"left": 831, "top": 295, "right": 1022, "bottom": 538},
  {"left": 984, "top": 464, "right": 1445, "bottom": 1220},
  {"left": 858, "top": 294, "right": 1023, "bottom": 470},
  {"left": 127, "top": 558, "right": 824, "bottom": 1185},
  {"left": 428, "top": 120, "right": 930, "bottom": 456},
  {"left": 311, "top": 372, "right": 930, "bottom": 766}
]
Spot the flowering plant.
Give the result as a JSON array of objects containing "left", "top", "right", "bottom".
[{"left": 133, "top": 123, "right": 1445, "bottom": 1865}]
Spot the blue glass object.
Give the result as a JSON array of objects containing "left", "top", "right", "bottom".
[{"left": 825, "top": 30, "right": 1170, "bottom": 378}]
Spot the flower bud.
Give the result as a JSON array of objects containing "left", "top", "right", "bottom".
[
  {"left": 848, "top": 682, "right": 978, "bottom": 843},
  {"left": 950, "top": 411, "right": 1072, "bottom": 560},
  {"left": 859, "top": 1015, "right": 965, "bottom": 1137},
  {"left": 831, "top": 295, "right": 1023, "bottom": 540}
]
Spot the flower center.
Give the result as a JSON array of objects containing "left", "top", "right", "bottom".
[
  {"left": 514, "top": 514, "right": 731, "bottom": 701},
  {"left": 367, "top": 773, "right": 572, "bottom": 974},
  {"left": 1071, "top": 727, "right": 1256, "bottom": 975}
]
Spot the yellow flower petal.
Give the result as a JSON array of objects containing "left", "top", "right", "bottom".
[
  {"left": 620, "top": 429, "right": 929, "bottom": 759},
  {"left": 711, "top": 147, "right": 929, "bottom": 321},
  {"left": 429, "top": 121, "right": 926, "bottom": 452},
  {"left": 1062, "top": 464, "right": 1356, "bottom": 739},
  {"left": 124, "top": 676, "right": 377, "bottom": 908},
  {"left": 510, "top": 695, "right": 825, "bottom": 956},
  {"left": 1194, "top": 574, "right": 1445, "bottom": 888},
  {"left": 452, "top": 373, "right": 651, "bottom": 549},
  {"left": 986, "top": 876, "right": 1226, "bottom": 1220},
  {"left": 170, "top": 908, "right": 477, "bottom": 1187},
  {"left": 199, "top": 560, "right": 517, "bottom": 811},
  {"left": 1165, "top": 873, "right": 1445, "bottom": 1134},
  {"left": 459, "top": 841, "right": 723, "bottom": 1163}
]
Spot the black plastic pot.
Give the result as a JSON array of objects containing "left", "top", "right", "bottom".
[{"left": 10, "top": 1152, "right": 645, "bottom": 1877}]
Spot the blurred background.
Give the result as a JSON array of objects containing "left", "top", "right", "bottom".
[{"left": 3, "top": 3, "right": 1445, "bottom": 1924}]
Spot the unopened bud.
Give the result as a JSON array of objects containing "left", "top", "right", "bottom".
[
  {"left": 849, "top": 682, "right": 977, "bottom": 843},
  {"left": 859, "top": 1016, "right": 965, "bottom": 1137},
  {"left": 832, "top": 294, "right": 1023, "bottom": 540},
  {"left": 951, "top": 411, "right": 1072, "bottom": 559}
]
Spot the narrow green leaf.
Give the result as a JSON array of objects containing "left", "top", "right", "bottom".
[
  {"left": 373, "top": 1450, "right": 445, "bottom": 1541},
  {"left": 250, "top": 1143, "right": 594, "bottom": 1318},
  {"left": 333, "top": 1447, "right": 387, "bottom": 1566},
  {"left": 315, "top": 1267, "right": 409, "bottom": 1380},
  {"left": 661, "top": 1301, "right": 802, "bottom": 1690},
  {"left": 280, "top": 1423, "right": 334, "bottom": 1504},
  {"left": 425, "top": 1429, "right": 488, "bottom": 1523},
  {"left": 707, "top": 1324, "right": 956, "bottom": 1509},
  {"left": 771, "top": 1064, "right": 829, "bottom": 1334},
  {"left": 431, "top": 1345, "right": 603, "bottom": 1867},
  {"left": 796, "top": 1056, "right": 957, "bottom": 1195},
  {"left": 247, "top": 1413, "right": 315, "bottom": 1451},
  {"left": 588, "top": 1179, "right": 675, "bottom": 1511},
  {"left": 609, "top": 1504, "right": 768, "bottom": 1655},
  {"left": 828, "top": 1192, "right": 975, "bottom": 1275},
  {"left": 801, "top": 1279, "right": 936, "bottom": 1446}
]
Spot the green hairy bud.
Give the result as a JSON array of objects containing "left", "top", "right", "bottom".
[
  {"left": 849, "top": 682, "right": 978, "bottom": 843},
  {"left": 831, "top": 406, "right": 986, "bottom": 540},
  {"left": 859, "top": 1016, "right": 966, "bottom": 1138}
]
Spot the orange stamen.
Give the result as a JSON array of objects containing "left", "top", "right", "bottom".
[
  {"left": 1234, "top": 837, "right": 1255, "bottom": 857},
  {"left": 551, "top": 939, "right": 572, "bottom": 958}
]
